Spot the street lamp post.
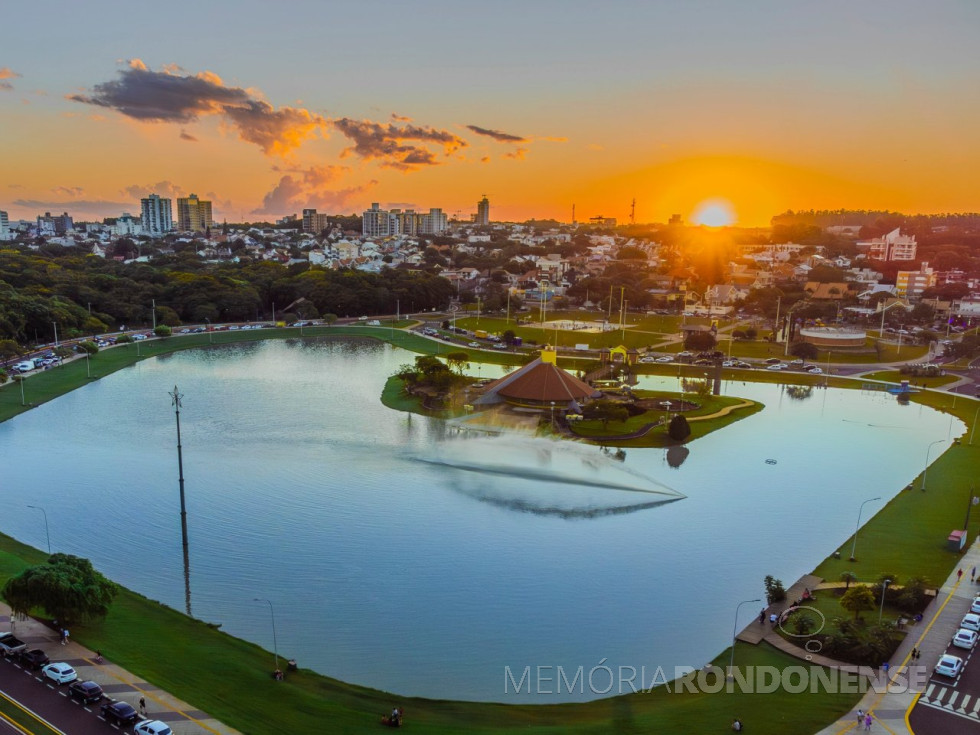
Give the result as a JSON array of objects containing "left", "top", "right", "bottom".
[
  {"left": 921, "top": 439, "right": 945, "bottom": 491},
  {"left": 205, "top": 318, "right": 212, "bottom": 345},
  {"left": 850, "top": 496, "right": 881, "bottom": 561},
  {"left": 878, "top": 579, "right": 892, "bottom": 624},
  {"left": 253, "top": 598, "right": 279, "bottom": 670},
  {"left": 26, "top": 505, "right": 51, "bottom": 555},
  {"left": 52, "top": 321, "right": 59, "bottom": 347},
  {"left": 729, "top": 598, "right": 762, "bottom": 677},
  {"left": 85, "top": 352, "right": 91, "bottom": 379},
  {"left": 971, "top": 404, "right": 980, "bottom": 446}
]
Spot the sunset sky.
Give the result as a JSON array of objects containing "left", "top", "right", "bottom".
[{"left": 2, "top": 1, "right": 978, "bottom": 227}]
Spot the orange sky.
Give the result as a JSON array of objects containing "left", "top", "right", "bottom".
[{"left": 2, "top": 2, "right": 979, "bottom": 226}]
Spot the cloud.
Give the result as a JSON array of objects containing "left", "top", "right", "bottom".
[
  {"left": 539, "top": 136, "right": 568, "bottom": 143},
  {"left": 480, "top": 156, "right": 491, "bottom": 164},
  {"left": 465, "top": 124, "right": 527, "bottom": 144},
  {"left": 332, "top": 118, "right": 467, "bottom": 171},
  {"left": 180, "top": 129, "right": 198, "bottom": 141},
  {"left": 0, "top": 67, "right": 20, "bottom": 91},
  {"left": 120, "top": 180, "right": 185, "bottom": 200},
  {"left": 51, "top": 186, "right": 84, "bottom": 197},
  {"left": 391, "top": 113, "right": 412, "bottom": 122},
  {"left": 252, "top": 172, "right": 376, "bottom": 215},
  {"left": 69, "top": 59, "right": 326, "bottom": 156},
  {"left": 503, "top": 147, "right": 528, "bottom": 160},
  {"left": 13, "top": 198, "right": 133, "bottom": 214}
]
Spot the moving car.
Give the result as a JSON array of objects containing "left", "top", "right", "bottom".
[
  {"left": 135, "top": 722, "right": 173, "bottom": 735},
  {"left": 764, "top": 357, "right": 782, "bottom": 365},
  {"left": 766, "top": 364, "right": 785, "bottom": 371},
  {"left": 41, "top": 662, "right": 77, "bottom": 684},
  {"left": 68, "top": 680, "right": 104, "bottom": 704},
  {"left": 101, "top": 701, "right": 139, "bottom": 726},
  {"left": 656, "top": 356, "right": 673, "bottom": 363},
  {"left": 807, "top": 367, "right": 823, "bottom": 374},
  {"left": 953, "top": 628, "right": 979, "bottom": 650},
  {"left": 468, "top": 342, "right": 480, "bottom": 348},
  {"left": 935, "top": 654, "right": 964, "bottom": 677}
]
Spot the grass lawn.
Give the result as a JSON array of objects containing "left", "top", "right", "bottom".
[
  {"left": 861, "top": 370, "right": 959, "bottom": 388},
  {"left": 569, "top": 393, "right": 762, "bottom": 448},
  {"left": 0, "top": 526, "right": 861, "bottom": 734}
]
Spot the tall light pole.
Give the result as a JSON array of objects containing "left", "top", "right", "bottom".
[
  {"left": 52, "top": 321, "right": 59, "bottom": 347},
  {"left": 85, "top": 352, "right": 91, "bottom": 379},
  {"left": 729, "top": 598, "right": 762, "bottom": 677},
  {"left": 152, "top": 299, "right": 157, "bottom": 330},
  {"left": 921, "top": 439, "right": 945, "bottom": 491},
  {"left": 26, "top": 505, "right": 51, "bottom": 555},
  {"left": 850, "top": 496, "right": 881, "bottom": 561},
  {"left": 971, "top": 404, "right": 980, "bottom": 446},
  {"left": 254, "top": 598, "right": 279, "bottom": 670},
  {"left": 169, "top": 387, "right": 190, "bottom": 556},
  {"left": 205, "top": 318, "right": 212, "bottom": 345},
  {"left": 878, "top": 579, "right": 892, "bottom": 624}
]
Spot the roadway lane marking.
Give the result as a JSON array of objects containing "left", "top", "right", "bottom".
[
  {"left": 926, "top": 684, "right": 935, "bottom": 698},
  {"left": 0, "top": 691, "right": 66, "bottom": 735},
  {"left": 917, "top": 698, "right": 980, "bottom": 723},
  {"left": 960, "top": 694, "right": 972, "bottom": 712},
  {"left": 946, "top": 691, "right": 959, "bottom": 708}
]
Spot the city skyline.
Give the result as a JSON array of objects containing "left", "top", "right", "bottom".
[{"left": 2, "top": 1, "right": 978, "bottom": 227}]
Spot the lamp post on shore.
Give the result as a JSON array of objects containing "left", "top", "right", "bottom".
[
  {"left": 921, "top": 439, "right": 945, "bottom": 491},
  {"left": 970, "top": 404, "right": 980, "bottom": 446},
  {"left": 850, "top": 496, "right": 881, "bottom": 561},
  {"left": 253, "top": 598, "right": 279, "bottom": 671},
  {"left": 26, "top": 505, "right": 50, "bottom": 555},
  {"left": 729, "top": 598, "right": 762, "bottom": 678},
  {"left": 878, "top": 579, "right": 892, "bottom": 624}
]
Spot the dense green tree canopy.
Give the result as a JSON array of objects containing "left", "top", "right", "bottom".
[{"left": 2, "top": 553, "right": 119, "bottom": 623}]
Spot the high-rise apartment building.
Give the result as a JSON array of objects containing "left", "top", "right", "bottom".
[
  {"left": 363, "top": 203, "right": 447, "bottom": 237},
  {"left": 0, "top": 210, "right": 8, "bottom": 239},
  {"left": 302, "top": 208, "right": 329, "bottom": 234},
  {"left": 421, "top": 208, "right": 447, "bottom": 235},
  {"left": 140, "top": 194, "right": 173, "bottom": 237},
  {"left": 362, "top": 203, "right": 398, "bottom": 238},
  {"left": 476, "top": 196, "right": 490, "bottom": 225},
  {"left": 37, "top": 211, "right": 73, "bottom": 235},
  {"left": 861, "top": 228, "right": 917, "bottom": 261},
  {"left": 176, "top": 193, "right": 213, "bottom": 232}
]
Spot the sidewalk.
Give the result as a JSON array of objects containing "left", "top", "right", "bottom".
[
  {"left": 1, "top": 602, "right": 242, "bottom": 735},
  {"left": 814, "top": 538, "right": 980, "bottom": 735}
]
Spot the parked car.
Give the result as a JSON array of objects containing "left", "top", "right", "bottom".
[
  {"left": 953, "top": 628, "right": 979, "bottom": 650},
  {"left": 101, "top": 701, "right": 139, "bottom": 726},
  {"left": 807, "top": 367, "right": 823, "bottom": 374},
  {"left": 935, "top": 653, "right": 964, "bottom": 677},
  {"left": 468, "top": 342, "right": 480, "bottom": 348},
  {"left": 68, "top": 680, "right": 105, "bottom": 704},
  {"left": 677, "top": 351, "right": 694, "bottom": 358},
  {"left": 722, "top": 360, "right": 737, "bottom": 367},
  {"left": 656, "top": 356, "right": 673, "bottom": 363},
  {"left": 766, "top": 364, "right": 785, "bottom": 371},
  {"left": 961, "top": 613, "right": 980, "bottom": 632},
  {"left": 17, "top": 648, "right": 49, "bottom": 669},
  {"left": 135, "top": 721, "right": 173, "bottom": 735},
  {"left": 764, "top": 357, "right": 782, "bottom": 365},
  {"left": 970, "top": 596, "right": 980, "bottom": 614},
  {"left": 41, "top": 662, "right": 77, "bottom": 684}
]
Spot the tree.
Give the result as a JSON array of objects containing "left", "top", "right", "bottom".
[
  {"left": 792, "top": 613, "right": 816, "bottom": 636},
  {"left": 0, "top": 339, "right": 21, "bottom": 361},
  {"left": 445, "top": 351, "right": 470, "bottom": 375},
  {"left": 582, "top": 399, "right": 629, "bottom": 427},
  {"left": 502, "top": 329, "right": 516, "bottom": 345},
  {"left": 840, "top": 585, "right": 876, "bottom": 620},
  {"left": 668, "top": 414, "right": 691, "bottom": 441},
  {"left": 789, "top": 342, "right": 819, "bottom": 362},
  {"left": 2, "top": 553, "right": 118, "bottom": 624},
  {"left": 154, "top": 325, "right": 172, "bottom": 337},
  {"left": 839, "top": 571, "right": 857, "bottom": 591},
  {"left": 684, "top": 331, "right": 716, "bottom": 351},
  {"left": 764, "top": 575, "right": 786, "bottom": 605},
  {"left": 76, "top": 340, "right": 99, "bottom": 355}
]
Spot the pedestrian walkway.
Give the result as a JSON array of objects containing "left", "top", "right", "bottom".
[
  {"left": 0, "top": 602, "right": 241, "bottom": 735},
  {"left": 815, "top": 538, "right": 980, "bottom": 735}
]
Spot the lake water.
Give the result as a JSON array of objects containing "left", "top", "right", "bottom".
[{"left": 0, "top": 339, "right": 961, "bottom": 702}]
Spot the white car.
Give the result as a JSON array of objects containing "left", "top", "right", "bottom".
[
  {"left": 722, "top": 360, "right": 737, "bottom": 367},
  {"left": 953, "top": 628, "right": 979, "bottom": 649},
  {"left": 766, "top": 364, "right": 785, "bottom": 371},
  {"left": 468, "top": 342, "right": 480, "bottom": 348},
  {"left": 935, "top": 653, "right": 964, "bottom": 677},
  {"left": 41, "top": 662, "right": 77, "bottom": 684},
  {"left": 677, "top": 351, "right": 694, "bottom": 358},
  {"left": 638, "top": 357, "right": 656, "bottom": 363},
  {"left": 656, "top": 356, "right": 673, "bottom": 363},
  {"left": 970, "top": 596, "right": 980, "bottom": 614},
  {"left": 961, "top": 613, "right": 980, "bottom": 632},
  {"left": 135, "top": 721, "right": 173, "bottom": 735},
  {"left": 807, "top": 367, "right": 823, "bottom": 374}
]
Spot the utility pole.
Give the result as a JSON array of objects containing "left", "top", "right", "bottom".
[
  {"left": 152, "top": 299, "right": 157, "bottom": 330},
  {"left": 630, "top": 198, "right": 636, "bottom": 226},
  {"left": 52, "top": 322, "right": 59, "bottom": 347}
]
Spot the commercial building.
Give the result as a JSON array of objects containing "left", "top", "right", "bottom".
[
  {"left": 476, "top": 196, "right": 490, "bottom": 225},
  {"left": 140, "top": 194, "right": 173, "bottom": 236},
  {"left": 176, "top": 194, "right": 213, "bottom": 232},
  {"left": 37, "top": 212, "right": 73, "bottom": 235}
]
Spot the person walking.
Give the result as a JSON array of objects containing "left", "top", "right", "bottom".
[
  {"left": 958, "top": 568, "right": 964, "bottom": 582},
  {"left": 972, "top": 566, "right": 976, "bottom": 583},
  {"left": 856, "top": 708, "right": 864, "bottom": 725},
  {"left": 865, "top": 712, "right": 873, "bottom": 730},
  {"left": 758, "top": 608, "right": 765, "bottom": 624},
  {"left": 139, "top": 697, "right": 146, "bottom": 715}
]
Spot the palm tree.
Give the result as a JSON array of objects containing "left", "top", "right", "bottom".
[{"left": 840, "top": 571, "right": 857, "bottom": 591}]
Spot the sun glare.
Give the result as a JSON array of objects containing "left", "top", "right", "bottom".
[{"left": 692, "top": 200, "right": 736, "bottom": 227}]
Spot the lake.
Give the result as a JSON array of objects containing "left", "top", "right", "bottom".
[{"left": 0, "top": 338, "right": 960, "bottom": 702}]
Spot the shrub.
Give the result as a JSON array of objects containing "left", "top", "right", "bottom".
[
  {"left": 668, "top": 414, "right": 691, "bottom": 441},
  {"left": 764, "top": 575, "right": 787, "bottom": 604},
  {"left": 153, "top": 325, "right": 172, "bottom": 338}
]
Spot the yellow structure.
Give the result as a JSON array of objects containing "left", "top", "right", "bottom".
[
  {"left": 599, "top": 345, "right": 639, "bottom": 365},
  {"left": 540, "top": 345, "right": 558, "bottom": 364}
]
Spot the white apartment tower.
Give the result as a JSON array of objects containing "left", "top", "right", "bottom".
[
  {"left": 140, "top": 194, "right": 173, "bottom": 237},
  {"left": 421, "top": 208, "right": 447, "bottom": 235},
  {"left": 362, "top": 203, "right": 399, "bottom": 238},
  {"left": 476, "top": 195, "right": 490, "bottom": 225},
  {"left": 0, "top": 210, "right": 8, "bottom": 240}
]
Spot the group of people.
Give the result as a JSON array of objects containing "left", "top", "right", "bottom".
[
  {"left": 273, "top": 669, "right": 285, "bottom": 681},
  {"left": 856, "top": 709, "right": 874, "bottom": 730},
  {"left": 382, "top": 707, "right": 404, "bottom": 727}
]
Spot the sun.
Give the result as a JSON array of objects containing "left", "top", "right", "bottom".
[{"left": 691, "top": 199, "right": 736, "bottom": 227}]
